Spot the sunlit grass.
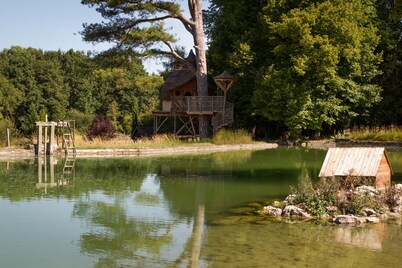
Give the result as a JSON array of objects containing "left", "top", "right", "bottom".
[
  {"left": 348, "top": 127, "right": 402, "bottom": 142},
  {"left": 74, "top": 133, "right": 213, "bottom": 149},
  {"left": 212, "top": 128, "right": 253, "bottom": 145}
]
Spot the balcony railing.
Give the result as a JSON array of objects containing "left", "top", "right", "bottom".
[{"left": 170, "top": 96, "right": 227, "bottom": 114}]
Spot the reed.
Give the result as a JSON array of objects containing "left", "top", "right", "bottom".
[
  {"left": 74, "top": 133, "right": 212, "bottom": 149},
  {"left": 348, "top": 127, "right": 402, "bottom": 141},
  {"left": 212, "top": 128, "right": 253, "bottom": 145}
]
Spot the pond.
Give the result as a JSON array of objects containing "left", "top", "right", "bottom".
[{"left": 0, "top": 147, "right": 402, "bottom": 267}]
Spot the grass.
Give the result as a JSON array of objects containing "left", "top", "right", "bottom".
[
  {"left": 75, "top": 128, "right": 255, "bottom": 149},
  {"left": 346, "top": 127, "right": 402, "bottom": 142},
  {"left": 212, "top": 129, "right": 253, "bottom": 145},
  {"left": 74, "top": 134, "right": 211, "bottom": 149},
  {"left": 1, "top": 128, "right": 258, "bottom": 150}
]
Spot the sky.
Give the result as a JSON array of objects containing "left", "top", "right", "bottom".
[{"left": 0, "top": 0, "right": 204, "bottom": 74}]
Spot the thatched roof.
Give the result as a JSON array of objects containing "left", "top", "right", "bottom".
[{"left": 318, "top": 147, "right": 393, "bottom": 177}]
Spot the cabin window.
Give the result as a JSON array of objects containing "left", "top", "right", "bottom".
[
  {"left": 184, "top": 91, "right": 192, "bottom": 97},
  {"left": 175, "top": 90, "right": 181, "bottom": 96}
]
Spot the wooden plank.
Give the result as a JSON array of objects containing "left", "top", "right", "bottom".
[
  {"left": 319, "top": 148, "right": 332, "bottom": 177},
  {"left": 320, "top": 147, "right": 388, "bottom": 178}
]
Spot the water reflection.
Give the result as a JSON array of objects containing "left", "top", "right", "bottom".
[
  {"left": 36, "top": 156, "right": 76, "bottom": 191},
  {"left": 336, "top": 225, "right": 385, "bottom": 251},
  {"left": 72, "top": 173, "right": 204, "bottom": 267},
  {"left": 2, "top": 148, "right": 402, "bottom": 267}
]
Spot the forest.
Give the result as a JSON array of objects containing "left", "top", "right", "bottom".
[{"left": 0, "top": 0, "right": 401, "bottom": 142}]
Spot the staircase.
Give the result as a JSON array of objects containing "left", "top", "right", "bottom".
[
  {"left": 58, "top": 120, "right": 76, "bottom": 156},
  {"left": 212, "top": 102, "right": 234, "bottom": 132}
]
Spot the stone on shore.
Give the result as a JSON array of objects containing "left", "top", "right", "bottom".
[
  {"left": 333, "top": 215, "right": 380, "bottom": 224},
  {"left": 261, "top": 206, "right": 282, "bottom": 216},
  {"left": 282, "top": 205, "right": 311, "bottom": 218}
]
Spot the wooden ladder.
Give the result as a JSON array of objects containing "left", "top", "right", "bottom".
[{"left": 60, "top": 121, "right": 76, "bottom": 156}]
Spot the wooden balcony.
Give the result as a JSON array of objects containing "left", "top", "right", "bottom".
[{"left": 170, "top": 96, "right": 226, "bottom": 114}]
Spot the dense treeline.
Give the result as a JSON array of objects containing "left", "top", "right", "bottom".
[
  {"left": 0, "top": 0, "right": 401, "bottom": 142},
  {"left": 206, "top": 0, "right": 402, "bottom": 138},
  {"left": 0, "top": 47, "right": 162, "bottom": 141}
]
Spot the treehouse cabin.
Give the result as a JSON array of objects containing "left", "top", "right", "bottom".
[
  {"left": 153, "top": 51, "right": 234, "bottom": 137},
  {"left": 318, "top": 147, "right": 392, "bottom": 190}
]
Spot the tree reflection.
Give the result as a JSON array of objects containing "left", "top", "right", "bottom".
[{"left": 73, "top": 174, "right": 195, "bottom": 267}]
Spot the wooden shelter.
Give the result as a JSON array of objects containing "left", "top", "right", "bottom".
[
  {"left": 153, "top": 51, "right": 234, "bottom": 137},
  {"left": 318, "top": 147, "right": 392, "bottom": 190}
]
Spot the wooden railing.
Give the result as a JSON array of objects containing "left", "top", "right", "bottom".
[
  {"left": 186, "top": 96, "right": 225, "bottom": 114},
  {"left": 212, "top": 102, "right": 234, "bottom": 132},
  {"left": 170, "top": 96, "right": 226, "bottom": 114}
]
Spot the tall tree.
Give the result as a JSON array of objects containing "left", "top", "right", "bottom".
[
  {"left": 207, "top": 0, "right": 383, "bottom": 138},
  {"left": 81, "top": 0, "right": 211, "bottom": 138}
]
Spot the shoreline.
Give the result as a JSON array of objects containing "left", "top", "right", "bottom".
[
  {"left": 0, "top": 142, "right": 278, "bottom": 159},
  {"left": 1, "top": 139, "right": 402, "bottom": 160}
]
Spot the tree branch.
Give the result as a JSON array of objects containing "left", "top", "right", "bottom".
[{"left": 162, "top": 41, "right": 184, "bottom": 61}]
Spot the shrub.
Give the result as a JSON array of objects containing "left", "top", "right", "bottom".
[
  {"left": 212, "top": 128, "right": 252, "bottom": 145},
  {"left": 290, "top": 174, "right": 330, "bottom": 217},
  {"left": 86, "top": 115, "right": 116, "bottom": 141}
]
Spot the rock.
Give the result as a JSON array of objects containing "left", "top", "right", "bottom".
[
  {"left": 386, "top": 212, "right": 401, "bottom": 219},
  {"left": 363, "top": 217, "right": 380, "bottom": 223},
  {"left": 361, "top": 208, "right": 376, "bottom": 217},
  {"left": 354, "top": 185, "right": 379, "bottom": 196},
  {"left": 261, "top": 206, "right": 282, "bottom": 216},
  {"left": 333, "top": 215, "right": 355, "bottom": 224},
  {"left": 282, "top": 205, "right": 311, "bottom": 218},
  {"left": 394, "top": 184, "right": 402, "bottom": 193},
  {"left": 391, "top": 206, "right": 402, "bottom": 213},
  {"left": 333, "top": 215, "right": 365, "bottom": 224}
]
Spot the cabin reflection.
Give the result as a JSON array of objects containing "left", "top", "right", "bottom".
[
  {"left": 36, "top": 156, "right": 76, "bottom": 191},
  {"left": 336, "top": 224, "right": 386, "bottom": 251}
]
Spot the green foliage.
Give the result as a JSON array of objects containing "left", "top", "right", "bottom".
[
  {"left": 212, "top": 128, "right": 253, "bottom": 145},
  {"left": 341, "top": 193, "right": 374, "bottom": 215},
  {"left": 66, "top": 109, "right": 94, "bottom": 134},
  {"left": 207, "top": 0, "right": 395, "bottom": 138},
  {"left": 289, "top": 173, "right": 398, "bottom": 217},
  {"left": 0, "top": 118, "right": 18, "bottom": 147},
  {"left": 291, "top": 174, "right": 331, "bottom": 217},
  {"left": 0, "top": 46, "right": 159, "bottom": 137},
  {"left": 253, "top": 0, "right": 382, "bottom": 137}
]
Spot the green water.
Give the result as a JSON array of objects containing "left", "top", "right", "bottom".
[{"left": 0, "top": 148, "right": 402, "bottom": 267}]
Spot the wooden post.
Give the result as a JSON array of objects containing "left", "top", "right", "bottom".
[
  {"left": 37, "top": 125, "right": 42, "bottom": 157},
  {"left": 6, "top": 128, "right": 10, "bottom": 147},
  {"left": 44, "top": 115, "right": 48, "bottom": 155},
  {"left": 49, "top": 123, "right": 55, "bottom": 155}
]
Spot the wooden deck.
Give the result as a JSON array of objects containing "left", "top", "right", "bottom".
[{"left": 153, "top": 96, "right": 234, "bottom": 137}]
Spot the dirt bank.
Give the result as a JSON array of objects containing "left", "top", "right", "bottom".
[{"left": 0, "top": 143, "right": 278, "bottom": 159}]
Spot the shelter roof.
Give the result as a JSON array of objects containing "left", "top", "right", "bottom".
[
  {"left": 318, "top": 147, "right": 393, "bottom": 177},
  {"left": 161, "top": 69, "right": 195, "bottom": 92},
  {"left": 161, "top": 50, "right": 196, "bottom": 92}
]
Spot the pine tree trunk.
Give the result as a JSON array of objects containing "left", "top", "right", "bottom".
[{"left": 191, "top": 0, "right": 211, "bottom": 139}]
